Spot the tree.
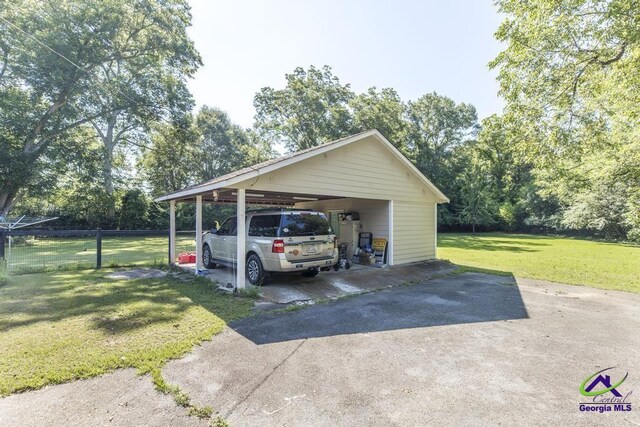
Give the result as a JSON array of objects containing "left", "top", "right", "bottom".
[
  {"left": 491, "top": 0, "right": 639, "bottom": 152},
  {"left": 351, "top": 87, "right": 409, "bottom": 152},
  {"left": 0, "top": 0, "right": 200, "bottom": 216},
  {"left": 475, "top": 115, "right": 535, "bottom": 228},
  {"left": 253, "top": 65, "right": 355, "bottom": 152},
  {"left": 456, "top": 148, "right": 497, "bottom": 233},
  {"left": 139, "top": 115, "right": 200, "bottom": 197},
  {"left": 195, "top": 106, "right": 274, "bottom": 181},
  {"left": 118, "top": 189, "right": 149, "bottom": 230},
  {"left": 141, "top": 106, "right": 276, "bottom": 198},
  {"left": 405, "top": 93, "right": 478, "bottom": 225},
  {"left": 82, "top": 0, "right": 200, "bottom": 219},
  {"left": 491, "top": 0, "right": 640, "bottom": 240},
  {"left": 406, "top": 93, "right": 478, "bottom": 187},
  {"left": 10, "top": 126, "right": 116, "bottom": 228}
]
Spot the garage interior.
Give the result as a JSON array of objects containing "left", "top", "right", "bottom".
[
  {"left": 158, "top": 130, "right": 447, "bottom": 290},
  {"left": 166, "top": 188, "right": 394, "bottom": 289}
]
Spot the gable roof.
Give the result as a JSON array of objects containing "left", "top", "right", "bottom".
[{"left": 156, "top": 130, "right": 449, "bottom": 203}]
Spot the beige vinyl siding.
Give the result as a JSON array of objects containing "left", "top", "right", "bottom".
[
  {"left": 295, "top": 198, "right": 389, "bottom": 240},
  {"left": 393, "top": 201, "right": 436, "bottom": 264},
  {"left": 231, "top": 134, "right": 441, "bottom": 264},
  {"left": 235, "top": 135, "right": 438, "bottom": 204}
]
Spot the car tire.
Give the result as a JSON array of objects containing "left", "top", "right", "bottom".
[
  {"left": 301, "top": 268, "right": 319, "bottom": 278},
  {"left": 246, "top": 254, "right": 265, "bottom": 286},
  {"left": 202, "top": 244, "right": 217, "bottom": 269}
]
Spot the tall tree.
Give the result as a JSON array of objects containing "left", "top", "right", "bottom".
[
  {"left": 492, "top": 0, "right": 639, "bottom": 147},
  {"left": 351, "top": 87, "right": 409, "bottom": 152},
  {"left": 0, "top": 0, "right": 200, "bottom": 216},
  {"left": 196, "top": 106, "right": 274, "bottom": 181},
  {"left": 139, "top": 115, "right": 200, "bottom": 197},
  {"left": 140, "top": 106, "right": 275, "bottom": 197},
  {"left": 253, "top": 65, "right": 355, "bottom": 152},
  {"left": 491, "top": 0, "right": 640, "bottom": 240},
  {"left": 456, "top": 149, "right": 496, "bottom": 233},
  {"left": 406, "top": 93, "right": 478, "bottom": 192}
]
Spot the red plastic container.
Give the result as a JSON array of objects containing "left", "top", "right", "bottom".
[{"left": 178, "top": 252, "right": 196, "bottom": 264}]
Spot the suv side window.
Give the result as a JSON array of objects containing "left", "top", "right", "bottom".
[
  {"left": 217, "top": 217, "right": 237, "bottom": 236},
  {"left": 249, "top": 215, "right": 279, "bottom": 237}
]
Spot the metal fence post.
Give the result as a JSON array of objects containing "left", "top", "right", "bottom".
[
  {"left": 0, "top": 230, "right": 5, "bottom": 261},
  {"left": 96, "top": 228, "right": 102, "bottom": 269}
]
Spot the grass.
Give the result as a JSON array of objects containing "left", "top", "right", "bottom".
[
  {"left": 438, "top": 232, "right": 640, "bottom": 293},
  {"left": 6, "top": 235, "right": 195, "bottom": 273},
  {"left": 0, "top": 268, "right": 255, "bottom": 397}
]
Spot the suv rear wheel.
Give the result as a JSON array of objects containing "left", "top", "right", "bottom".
[
  {"left": 246, "top": 253, "right": 265, "bottom": 286},
  {"left": 203, "top": 244, "right": 217, "bottom": 269}
]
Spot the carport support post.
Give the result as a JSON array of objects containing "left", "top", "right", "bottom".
[
  {"left": 388, "top": 201, "right": 394, "bottom": 266},
  {"left": 434, "top": 203, "right": 438, "bottom": 258},
  {"left": 236, "top": 188, "right": 246, "bottom": 289},
  {"left": 195, "top": 195, "right": 203, "bottom": 274},
  {"left": 169, "top": 200, "right": 176, "bottom": 265}
]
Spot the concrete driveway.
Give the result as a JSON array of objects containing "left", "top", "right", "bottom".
[
  {"left": 185, "top": 261, "right": 457, "bottom": 304},
  {"left": 2, "top": 272, "right": 640, "bottom": 426}
]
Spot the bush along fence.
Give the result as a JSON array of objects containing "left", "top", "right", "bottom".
[{"left": 0, "top": 229, "right": 196, "bottom": 273}]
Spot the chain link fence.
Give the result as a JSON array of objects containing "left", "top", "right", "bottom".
[{"left": 0, "top": 229, "right": 196, "bottom": 274}]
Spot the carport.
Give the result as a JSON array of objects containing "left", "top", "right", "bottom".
[{"left": 155, "top": 130, "right": 449, "bottom": 289}]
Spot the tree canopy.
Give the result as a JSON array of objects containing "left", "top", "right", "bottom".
[
  {"left": 0, "top": 0, "right": 200, "bottom": 216},
  {"left": 491, "top": 0, "right": 640, "bottom": 240},
  {"left": 3, "top": 0, "right": 638, "bottom": 241}
]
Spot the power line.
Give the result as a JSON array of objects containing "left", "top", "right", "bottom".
[
  {"left": 0, "top": 15, "right": 85, "bottom": 72},
  {"left": 0, "top": 14, "right": 176, "bottom": 151},
  {"left": 1, "top": 11, "right": 250, "bottom": 157}
]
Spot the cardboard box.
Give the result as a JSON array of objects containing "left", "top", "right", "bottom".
[{"left": 359, "top": 252, "right": 375, "bottom": 265}]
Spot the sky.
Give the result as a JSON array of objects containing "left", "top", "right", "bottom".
[{"left": 187, "top": 0, "right": 505, "bottom": 129}]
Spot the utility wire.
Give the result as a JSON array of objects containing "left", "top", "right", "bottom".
[
  {"left": 0, "top": 15, "right": 85, "bottom": 71},
  {"left": 0, "top": 14, "right": 176, "bottom": 152},
  {"left": 1, "top": 12, "right": 252, "bottom": 158}
]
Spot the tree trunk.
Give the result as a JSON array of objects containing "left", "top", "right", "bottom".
[
  {"left": 92, "top": 114, "right": 119, "bottom": 223},
  {"left": 0, "top": 188, "right": 17, "bottom": 217},
  {"left": 102, "top": 148, "right": 116, "bottom": 220}
]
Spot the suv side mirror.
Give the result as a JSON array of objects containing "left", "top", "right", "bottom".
[{"left": 210, "top": 228, "right": 218, "bottom": 234}]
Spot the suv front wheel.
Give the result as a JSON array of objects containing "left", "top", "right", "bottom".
[
  {"left": 246, "top": 253, "right": 265, "bottom": 286},
  {"left": 203, "top": 244, "right": 217, "bottom": 269}
]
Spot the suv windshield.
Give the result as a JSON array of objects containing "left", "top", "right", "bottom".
[{"left": 280, "top": 212, "right": 332, "bottom": 236}]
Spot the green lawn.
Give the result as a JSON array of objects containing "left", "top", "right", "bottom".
[
  {"left": 6, "top": 235, "right": 195, "bottom": 272},
  {"left": 0, "top": 269, "right": 254, "bottom": 397},
  {"left": 438, "top": 233, "right": 640, "bottom": 293}
]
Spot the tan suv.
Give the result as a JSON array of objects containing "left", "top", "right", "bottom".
[{"left": 202, "top": 209, "right": 338, "bottom": 285}]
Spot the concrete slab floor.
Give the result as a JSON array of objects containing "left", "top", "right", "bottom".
[{"left": 180, "top": 260, "right": 457, "bottom": 305}]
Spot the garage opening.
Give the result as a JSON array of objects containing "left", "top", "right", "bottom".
[
  {"left": 156, "top": 130, "right": 448, "bottom": 290},
  {"left": 293, "top": 197, "right": 392, "bottom": 267},
  {"left": 165, "top": 189, "right": 393, "bottom": 289}
]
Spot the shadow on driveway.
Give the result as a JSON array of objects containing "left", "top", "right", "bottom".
[{"left": 230, "top": 272, "right": 528, "bottom": 344}]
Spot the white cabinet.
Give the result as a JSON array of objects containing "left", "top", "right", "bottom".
[{"left": 339, "top": 220, "right": 360, "bottom": 259}]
